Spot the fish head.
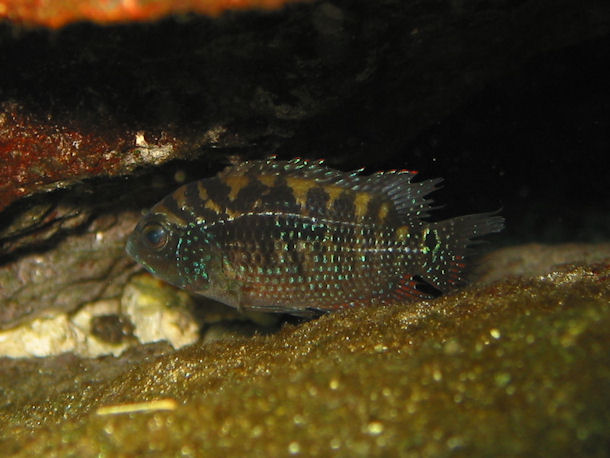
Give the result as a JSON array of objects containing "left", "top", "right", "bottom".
[{"left": 126, "top": 209, "right": 189, "bottom": 289}]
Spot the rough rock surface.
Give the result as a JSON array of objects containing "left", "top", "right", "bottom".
[
  {"left": 0, "top": 100, "right": 193, "bottom": 212},
  {"left": 0, "top": 245, "right": 608, "bottom": 455},
  {"left": 0, "top": 211, "right": 137, "bottom": 328}
]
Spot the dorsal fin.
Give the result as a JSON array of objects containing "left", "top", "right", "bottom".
[
  {"left": 219, "top": 158, "right": 442, "bottom": 221},
  {"left": 218, "top": 157, "right": 355, "bottom": 184},
  {"left": 356, "top": 172, "right": 443, "bottom": 220}
]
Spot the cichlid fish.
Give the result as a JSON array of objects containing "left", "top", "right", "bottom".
[{"left": 126, "top": 158, "right": 503, "bottom": 316}]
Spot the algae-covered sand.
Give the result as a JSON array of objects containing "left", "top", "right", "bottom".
[{"left": 0, "top": 246, "right": 609, "bottom": 456}]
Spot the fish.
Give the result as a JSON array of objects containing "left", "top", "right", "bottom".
[{"left": 126, "top": 158, "right": 503, "bottom": 316}]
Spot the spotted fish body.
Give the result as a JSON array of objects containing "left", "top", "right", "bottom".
[{"left": 126, "top": 158, "right": 503, "bottom": 316}]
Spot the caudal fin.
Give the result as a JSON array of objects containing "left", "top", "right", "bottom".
[{"left": 420, "top": 212, "right": 504, "bottom": 291}]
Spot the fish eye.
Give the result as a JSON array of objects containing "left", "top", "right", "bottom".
[{"left": 142, "top": 222, "right": 168, "bottom": 250}]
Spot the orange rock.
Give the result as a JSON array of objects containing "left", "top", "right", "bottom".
[{"left": 0, "top": 0, "right": 311, "bottom": 29}]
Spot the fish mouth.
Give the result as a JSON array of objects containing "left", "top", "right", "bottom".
[
  {"left": 125, "top": 235, "right": 136, "bottom": 260},
  {"left": 124, "top": 239, "right": 155, "bottom": 276}
]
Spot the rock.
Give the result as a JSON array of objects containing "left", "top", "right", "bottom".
[
  {"left": 89, "top": 313, "right": 136, "bottom": 345},
  {"left": 1, "top": 0, "right": 609, "bottom": 333},
  {"left": 475, "top": 242, "right": 610, "bottom": 283},
  {"left": 0, "top": 211, "right": 138, "bottom": 328},
  {"left": 0, "top": 273, "right": 199, "bottom": 358},
  {"left": 1, "top": 0, "right": 609, "bottom": 213},
  {"left": 0, "top": 245, "right": 607, "bottom": 455},
  {"left": 0, "top": 100, "right": 207, "bottom": 212},
  {"left": 0, "top": 0, "right": 310, "bottom": 28},
  {"left": 0, "top": 0, "right": 607, "bottom": 453},
  {"left": 0, "top": 271, "right": 281, "bottom": 357},
  {"left": 120, "top": 274, "right": 200, "bottom": 351}
]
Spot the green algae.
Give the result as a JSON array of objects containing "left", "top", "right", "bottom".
[{"left": 0, "top": 261, "right": 608, "bottom": 456}]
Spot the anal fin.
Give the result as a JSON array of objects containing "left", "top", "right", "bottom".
[{"left": 389, "top": 274, "right": 436, "bottom": 302}]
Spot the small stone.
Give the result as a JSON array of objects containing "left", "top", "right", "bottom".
[
  {"left": 288, "top": 441, "right": 301, "bottom": 454},
  {"left": 366, "top": 421, "right": 384, "bottom": 435},
  {"left": 90, "top": 314, "right": 135, "bottom": 344}
]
